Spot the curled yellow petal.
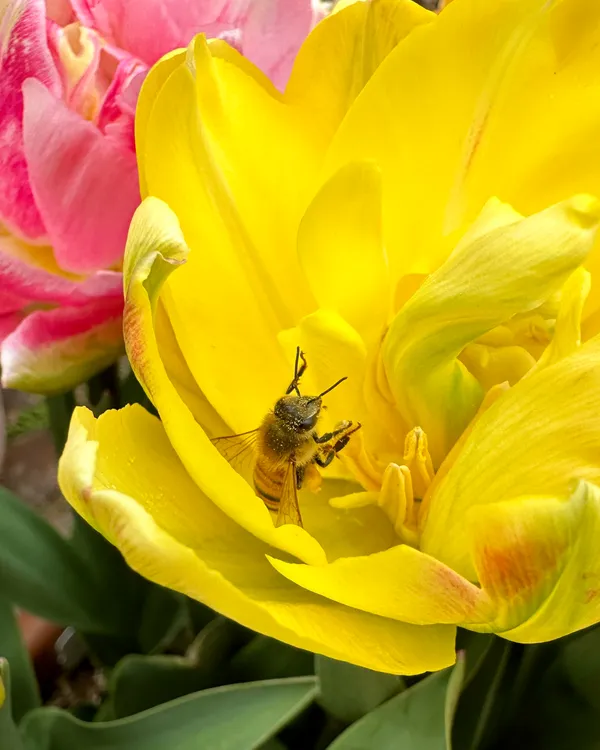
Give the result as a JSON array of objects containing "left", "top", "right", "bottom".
[
  {"left": 383, "top": 195, "right": 600, "bottom": 464},
  {"left": 422, "top": 336, "right": 600, "bottom": 580}
]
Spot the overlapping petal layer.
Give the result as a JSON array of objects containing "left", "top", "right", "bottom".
[{"left": 58, "top": 404, "right": 456, "bottom": 674}]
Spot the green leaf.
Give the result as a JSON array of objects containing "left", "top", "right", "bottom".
[
  {"left": 0, "top": 660, "right": 26, "bottom": 750},
  {"left": 109, "top": 616, "right": 251, "bottom": 718},
  {"left": 316, "top": 656, "right": 404, "bottom": 724},
  {"left": 0, "top": 597, "right": 40, "bottom": 721},
  {"left": 506, "top": 629, "right": 600, "bottom": 749},
  {"left": 452, "top": 638, "right": 516, "bottom": 750},
  {"left": 136, "top": 588, "right": 188, "bottom": 655},
  {"left": 45, "top": 393, "right": 75, "bottom": 453},
  {"left": 227, "top": 636, "right": 314, "bottom": 684},
  {"left": 0, "top": 487, "right": 125, "bottom": 635},
  {"left": 326, "top": 664, "right": 462, "bottom": 750},
  {"left": 20, "top": 677, "right": 318, "bottom": 750},
  {"left": 561, "top": 625, "right": 600, "bottom": 711},
  {"left": 109, "top": 654, "right": 212, "bottom": 719},
  {"left": 71, "top": 516, "right": 190, "bottom": 660}
]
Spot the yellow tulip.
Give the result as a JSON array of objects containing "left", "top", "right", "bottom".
[{"left": 59, "top": 0, "right": 600, "bottom": 674}]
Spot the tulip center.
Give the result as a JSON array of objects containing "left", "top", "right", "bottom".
[{"left": 338, "top": 426, "right": 435, "bottom": 548}]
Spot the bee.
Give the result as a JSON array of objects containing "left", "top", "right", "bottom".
[{"left": 211, "top": 348, "right": 361, "bottom": 528}]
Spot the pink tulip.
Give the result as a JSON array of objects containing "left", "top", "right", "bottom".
[{"left": 0, "top": 0, "right": 322, "bottom": 393}]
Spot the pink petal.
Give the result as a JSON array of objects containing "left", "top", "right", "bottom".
[
  {"left": 22, "top": 77, "right": 140, "bottom": 274},
  {"left": 241, "top": 0, "right": 314, "bottom": 89},
  {"left": 70, "top": 0, "right": 316, "bottom": 86},
  {"left": 0, "top": 0, "right": 61, "bottom": 239},
  {"left": 0, "top": 233, "right": 122, "bottom": 307},
  {"left": 1, "top": 297, "right": 124, "bottom": 393},
  {"left": 45, "top": 0, "right": 75, "bottom": 25},
  {"left": 97, "top": 58, "right": 147, "bottom": 153},
  {"left": 0, "top": 312, "right": 24, "bottom": 342}
]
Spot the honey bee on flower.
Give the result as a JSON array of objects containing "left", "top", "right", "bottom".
[{"left": 212, "top": 348, "right": 361, "bottom": 528}]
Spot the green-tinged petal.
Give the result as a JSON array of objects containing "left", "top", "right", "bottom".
[
  {"left": 286, "top": 0, "right": 434, "bottom": 148},
  {"left": 382, "top": 196, "right": 600, "bottom": 464},
  {"left": 298, "top": 162, "right": 390, "bottom": 347},
  {"left": 500, "top": 482, "right": 600, "bottom": 641},
  {"left": 531, "top": 267, "right": 591, "bottom": 371},
  {"left": 325, "top": 0, "right": 600, "bottom": 284},
  {"left": 421, "top": 336, "right": 600, "bottom": 581},
  {"left": 1, "top": 303, "right": 123, "bottom": 395},
  {"left": 466, "top": 482, "right": 600, "bottom": 640},
  {"left": 123, "top": 198, "right": 326, "bottom": 566},
  {"left": 58, "top": 406, "right": 456, "bottom": 675},
  {"left": 269, "top": 544, "right": 493, "bottom": 626}
]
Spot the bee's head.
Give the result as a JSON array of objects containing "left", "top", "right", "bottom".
[{"left": 274, "top": 395, "right": 321, "bottom": 432}]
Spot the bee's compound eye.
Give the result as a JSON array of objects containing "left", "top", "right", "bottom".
[{"left": 299, "top": 412, "right": 319, "bottom": 430}]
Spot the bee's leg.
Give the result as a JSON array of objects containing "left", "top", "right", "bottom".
[
  {"left": 295, "top": 464, "right": 306, "bottom": 490},
  {"left": 313, "top": 421, "right": 353, "bottom": 445},
  {"left": 315, "top": 423, "right": 362, "bottom": 466},
  {"left": 314, "top": 448, "right": 335, "bottom": 468}
]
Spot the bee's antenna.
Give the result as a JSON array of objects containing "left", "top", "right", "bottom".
[
  {"left": 308, "top": 376, "right": 348, "bottom": 403},
  {"left": 286, "top": 347, "right": 307, "bottom": 396}
]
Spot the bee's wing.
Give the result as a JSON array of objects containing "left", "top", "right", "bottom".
[
  {"left": 211, "top": 430, "right": 259, "bottom": 477},
  {"left": 275, "top": 460, "right": 303, "bottom": 529}
]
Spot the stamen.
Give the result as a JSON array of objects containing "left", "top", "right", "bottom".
[
  {"left": 403, "top": 426, "right": 434, "bottom": 492},
  {"left": 377, "top": 464, "right": 419, "bottom": 546}
]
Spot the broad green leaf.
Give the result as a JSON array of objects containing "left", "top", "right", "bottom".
[
  {"left": 71, "top": 517, "right": 205, "bottom": 659},
  {"left": 0, "top": 487, "right": 124, "bottom": 635},
  {"left": 451, "top": 639, "right": 514, "bottom": 750},
  {"left": 227, "top": 636, "right": 314, "bottom": 684},
  {"left": 509, "top": 629, "right": 600, "bottom": 749},
  {"left": 316, "top": 656, "right": 404, "bottom": 724},
  {"left": 454, "top": 631, "right": 494, "bottom": 690},
  {"left": 327, "top": 665, "right": 461, "bottom": 750},
  {"left": 110, "top": 617, "right": 250, "bottom": 718},
  {"left": 561, "top": 625, "right": 600, "bottom": 711},
  {"left": 0, "top": 660, "right": 25, "bottom": 750},
  {"left": 109, "top": 654, "right": 212, "bottom": 719},
  {"left": 444, "top": 654, "right": 465, "bottom": 750},
  {"left": 136, "top": 588, "right": 188, "bottom": 655},
  {"left": 0, "top": 597, "right": 40, "bottom": 721},
  {"left": 20, "top": 677, "right": 318, "bottom": 750}
]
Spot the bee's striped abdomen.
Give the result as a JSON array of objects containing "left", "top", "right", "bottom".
[{"left": 253, "top": 458, "right": 285, "bottom": 510}]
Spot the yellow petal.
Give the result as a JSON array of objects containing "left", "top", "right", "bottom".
[
  {"left": 382, "top": 196, "right": 600, "bottom": 464},
  {"left": 531, "top": 267, "right": 591, "bottom": 371},
  {"left": 286, "top": 0, "right": 434, "bottom": 149},
  {"left": 279, "top": 309, "right": 367, "bottom": 432},
  {"left": 421, "top": 335, "right": 600, "bottom": 580},
  {"left": 138, "top": 39, "right": 317, "bottom": 427},
  {"left": 459, "top": 343, "right": 535, "bottom": 391},
  {"left": 123, "top": 198, "right": 325, "bottom": 566},
  {"left": 135, "top": 49, "right": 186, "bottom": 197},
  {"left": 58, "top": 406, "right": 456, "bottom": 675},
  {"left": 468, "top": 482, "right": 600, "bottom": 640},
  {"left": 298, "top": 162, "right": 390, "bottom": 347},
  {"left": 269, "top": 543, "right": 493, "bottom": 626},
  {"left": 326, "top": 0, "right": 600, "bottom": 282}
]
